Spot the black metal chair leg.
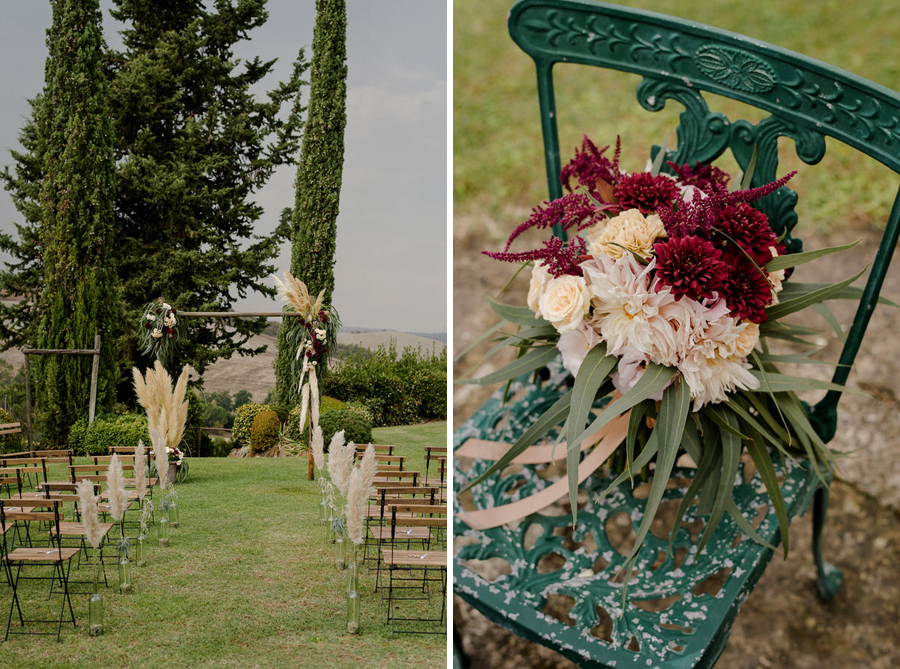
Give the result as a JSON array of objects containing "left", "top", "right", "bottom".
[
  {"left": 812, "top": 485, "right": 844, "bottom": 600},
  {"left": 4, "top": 563, "right": 24, "bottom": 641}
]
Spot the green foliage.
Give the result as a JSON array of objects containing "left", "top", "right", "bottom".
[
  {"left": 285, "top": 396, "right": 344, "bottom": 441},
  {"left": 233, "top": 402, "right": 273, "bottom": 449},
  {"left": 78, "top": 413, "right": 150, "bottom": 457},
  {"left": 342, "top": 401, "right": 374, "bottom": 423},
  {"left": 0, "top": 360, "right": 27, "bottom": 423},
  {"left": 318, "top": 409, "right": 372, "bottom": 452},
  {"left": 270, "top": 403, "right": 291, "bottom": 425},
  {"left": 205, "top": 437, "right": 235, "bottom": 458},
  {"left": 321, "top": 342, "right": 447, "bottom": 426},
  {"left": 0, "top": 407, "right": 22, "bottom": 454},
  {"left": 181, "top": 388, "right": 204, "bottom": 453},
  {"left": 250, "top": 410, "right": 281, "bottom": 453},
  {"left": 233, "top": 390, "right": 253, "bottom": 410},
  {"left": 31, "top": 0, "right": 121, "bottom": 444},
  {"left": 0, "top": 1, "right": 310, "bottom": 406},
  {"left": 276, "top": 0, "right": 347, "bottom": 401}
]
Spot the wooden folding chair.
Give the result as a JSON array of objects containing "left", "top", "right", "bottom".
[
  {"left": 0, "top": 499, "right": 80, "bottom": 642},
  {"left": 381, "top": 503, "right": 448, "bottom": 637}
]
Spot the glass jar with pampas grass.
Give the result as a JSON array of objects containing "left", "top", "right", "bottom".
[
  {"left": 78, "top": 479, "right": 106, "bottom": 635},
  {"left": 327, "top": 431, "right": 355, "bottom": 569},
  {"left": 134, "top": 441, "right": 150, "bottom": 566},
  {"left": 345, "top": 445, "right": 377, "bottom": 634},
  {"left": 134, "top": 356, "right": 190, "bottom": 545},
  {"left": 107, "top": 455, "right": 132, "bottom": 594}
]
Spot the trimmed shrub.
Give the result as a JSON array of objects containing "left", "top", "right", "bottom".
[
  {"left": 233, "top": 402, "right": 272, "bottom": 449},
  {"left": 0, "top": 407, "right": 23, "bottom": 454},
  {"left": 270, "top": 403, "right": 291, "bottom": 425},
  {"left": 285, "top": 396, "right": 345, "bottom": 441},
  {"left": 343, "top": 401, "right": 374, "bottom": 424},
  {"left": 250, "top": 410, "right": 280, "bottom": 453},
  {"left": 80, "top": 413, "right": 151, "bottom": 456},
  {"left": 67, "top": 417, "right": 89, "bottom": 454},
  {"left": 319, "top": 409, "right": 372, "bottom": 452}
]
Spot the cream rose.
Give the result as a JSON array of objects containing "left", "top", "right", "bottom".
[
  {"left": 538, "top": 274, "right": 590, "bottom": 333},
  {"left": 526, "top": 263, "right": 552, "bottom": 317},
  {"left": 585, "top": 208, "right": 665, "bottom": 260}
]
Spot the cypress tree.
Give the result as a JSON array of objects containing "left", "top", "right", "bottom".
[
  {"left": 1, "top": 0, "right": 309, "bottom": 402},
  {"left": 36, "top": 0, "right": 120, "bottom": 443},
  {"left": 276, "top": 0, "right": 347, "bottom": 401}
]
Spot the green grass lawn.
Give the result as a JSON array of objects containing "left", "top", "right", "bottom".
[
  {"left": 0, "top": 422, "right": 448, "bottom": 668},
  {"left": 455, "top": 0, "right": 900, "bottom": 238}
]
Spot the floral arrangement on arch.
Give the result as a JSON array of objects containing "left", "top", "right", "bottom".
[
  {"left": 274, "top": 271, "right": 341, "bottom": 434},
  {"left": 138, "top": 299, "right": 185, "bottom": 365},
  {"left": 465, "top": 136, "right": 861, "bottom": 573}
]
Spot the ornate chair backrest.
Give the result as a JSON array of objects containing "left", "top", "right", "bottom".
[{"left": 509, "top": 0, "right": 900, "bottom": 441}]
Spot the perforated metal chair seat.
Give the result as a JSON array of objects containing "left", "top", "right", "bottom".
[{"left": 454, "top": 366, "right": 837, "bottom": 669}]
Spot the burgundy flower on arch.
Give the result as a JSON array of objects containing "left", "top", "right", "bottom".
[
  {"left": 560, "top": 135, "right": 621, "bottom": 195},
  {"left": 667, "top": 161, "right": 731, "bottom": 194},
  {"left": 613, "top": 172, "right": 679, "bottom": 214},
  {"left": 652, "top": 235, "right": 728, "bottom": 301}
]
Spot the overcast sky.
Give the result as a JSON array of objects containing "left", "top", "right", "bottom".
[{"left": 0, "top": 1, "right": 447, "bottom": 334}]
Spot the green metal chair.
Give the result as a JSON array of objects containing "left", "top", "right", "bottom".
[{"left": 453, "top": 1, "right": 900, "bottom": 666}]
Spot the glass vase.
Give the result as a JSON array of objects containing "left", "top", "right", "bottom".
[
  {"left": 169, "top": 499, "right": 179, "bottom": 528},
  {"left": 319, "top": 488, "right": 326, "bottom": 525},
  {"left": 158, "top": 513, "right": 170, "bottom": 547},
  {"left": 326, "top": 510, "right": 335, "bottom": 544},
  {"left": 135, "top": 533, "right": 147, "bottom": 567},
  {"left": 346, "top": 543, "right": 360, "bottom": 634},
  {"left": 89, "top": 565, "right": 104, "bottom": 636},
  {"left": 334, "top": 527, "right": 346, "bottom": 570},
  {"left": 118, "top": 554, "right": 132, "bottom": 594}
]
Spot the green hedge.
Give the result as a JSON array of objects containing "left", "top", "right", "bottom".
[
  {"left": 321, "top": 343, "right": 446, "bottom": 426},
  {"left": 285, "top": 396, "right": 345, "bottom": 441},
  {"left": 68, "top": 413, "right": 151, "bottom": 456},
  {"left": 318, "top": 409, "right": 372, "bottom": 451}
]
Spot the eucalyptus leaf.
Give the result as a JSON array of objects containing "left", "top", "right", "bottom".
[
  {"left": 457, "top": 345, "right": 559, "bottom": 386},
  {"left": 765, "top": 240, "right": 858, "bottom": 272},
  {"left": 745, "top": 429, "right": 790, "bottom": 557},
  {"left": 766, "top": 267, "right": 866, "bottom": 321},
  {"left": 488, "top": 298, "right": 543, "bottom": 327},
  {"left": 697, "top": 408, "right": 742, "bottom": 555},
  {"left": 566, "top": 344, "right": 617, "bottom": 517},
  {"left": 461, "top": 389, "right": 574, "bottom": 492}
]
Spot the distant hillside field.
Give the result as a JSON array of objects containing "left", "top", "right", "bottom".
[{"left": 197, "top": 330, "right": 445, "bottom": 402}]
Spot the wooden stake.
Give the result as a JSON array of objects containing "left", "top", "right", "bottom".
[
  {"left": 24, "top": 355, "right": 32, "bottom": 450},
  {"left": 308, "top": 415, "right": 315, "bottom": 481},
  {"left": 88, "top": 335, "right": 100, "bottom": 425}
]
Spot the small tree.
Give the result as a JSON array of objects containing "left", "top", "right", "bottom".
[{"left": 276, "top": 0, "right": 348, "bottom": 401}]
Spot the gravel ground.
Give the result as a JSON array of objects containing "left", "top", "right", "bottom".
[{"left": 452, "top": 224, "right": 900, "bottom": 668}]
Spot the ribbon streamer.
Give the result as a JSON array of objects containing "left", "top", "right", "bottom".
[{"left": 456, "top": 412, "right": 630, "bottom": 530}]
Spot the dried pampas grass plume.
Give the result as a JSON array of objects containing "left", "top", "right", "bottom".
[
  {"left": 311, "top": 425, "right": 325, "bottom": 471},
  {"left": 273, "top": 271, "right": 313, "bottom": 317},
  {"left": 151, "top": 428, "right": 169, "bottom": 489},
  {"left": 134, "top": 440, "right": 147, "bottom": 499},
  {"left": 77, "top": 479, "right": 104, "bottom": 550},
  {"left": 106, "top": 454, "right": 128, "bottom": 522},
  {"left": 346, "top": 467, "right": 366, "bottom": 545},
  {"left": 333, "top": 440, "right": 356, "bottom": 499},
  {"left": 359, "top": 444, "right": 378, "bottom": 500},
  {"left": 326, "top": 429, "right": 346, "bottom": 487}
]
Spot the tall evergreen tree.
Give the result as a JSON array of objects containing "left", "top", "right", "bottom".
[
  {"left": 36, "top": 0, "right": 121, "bottom": 443},
  {"left": 1, "top": 0, "right": 309, "bottom": 402},
  {"left": 276, "top": 0, "right": 347, "bottom": 401}
]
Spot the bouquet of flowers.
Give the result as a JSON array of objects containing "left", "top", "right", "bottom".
[
  {"left": 138, "top": 299, "right": 185, "bottom": 365},
  {"left": 465, "top": 136, "right": 861, "bottom": 573},
  {"left": 165, "top": 446, "right": 184, "bottom": 466}
]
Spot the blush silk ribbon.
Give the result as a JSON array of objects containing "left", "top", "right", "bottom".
[{"left": 455, "top": 411, "right": 630, "bottom": 530}]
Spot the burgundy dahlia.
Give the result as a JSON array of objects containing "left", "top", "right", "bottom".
[
  {"left": 614, "top": 172, "right": 679, "bottom": 214},
  {"left": 667, "top": 161, "right": 731, "bottom": 194},
  {"left": 720, "top": 252, "right": 773, "bottom": 324},
  {"left": 714, "top": 203, "right": 777, "bottom": 266},
  {"left": 652, "top": 235, "right": 728, "bottom": 301}
]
